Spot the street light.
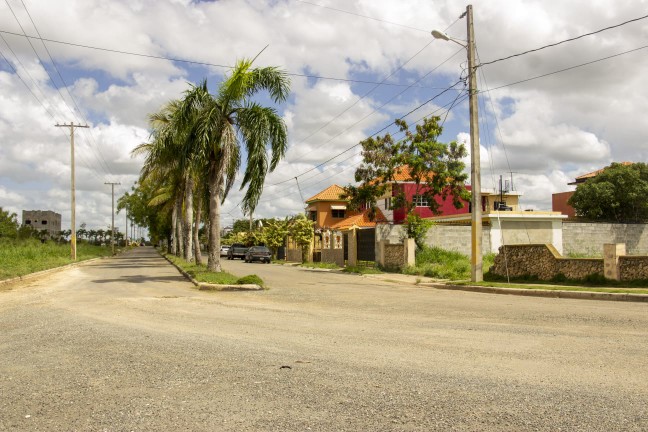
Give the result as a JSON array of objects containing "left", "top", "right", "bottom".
[{"left": 432, "top": 4, "right": 482, "bottom": 282}]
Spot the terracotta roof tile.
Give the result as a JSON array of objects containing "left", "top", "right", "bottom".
[
  {"left": 305, "top": 184, "right": 347, "bottom": 203},
  {"left": 570, "top": 162, "right": 633, "bottom": 184},
  {"left": 330, "top": 208, "right": 387, "bottom": 230}
]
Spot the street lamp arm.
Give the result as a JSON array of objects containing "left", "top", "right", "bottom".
[{"left": 431, "top": 30, "right": 467, "bottom": 47}]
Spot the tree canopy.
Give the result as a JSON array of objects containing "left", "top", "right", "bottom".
[
  {"left": 568, "top": 162, "right": 648, "bottom": 222},
  {"left": 344, "top": 116, "right": 469, "bottom": 219}
]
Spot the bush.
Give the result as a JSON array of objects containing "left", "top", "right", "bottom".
[
  {"left": 402, "top": 246, "right": 496, "bottom": 281},
  {"left": 237, "top": 274, "right": 264, "bottom": 286}
]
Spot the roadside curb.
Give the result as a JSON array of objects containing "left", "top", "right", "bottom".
[
  {"left": 0, "top": 256, "right": 107, "bottom": 289},
  {"left": 160, "top": 253, "right": 264, "bottom": 292},
  {"left": 421, "top": 282, "right": 648, "bottom": 303}
]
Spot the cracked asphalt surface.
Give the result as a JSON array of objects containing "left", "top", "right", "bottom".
[{"left": 1, "top": 247, "right": 647, "bottom": 431}]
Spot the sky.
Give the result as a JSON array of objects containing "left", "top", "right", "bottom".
[{"left": 1, "top": 0, "right": 647, "bottom": 233}]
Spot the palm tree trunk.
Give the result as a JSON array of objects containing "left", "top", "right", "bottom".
[
  {"left": 171, "top": 199, "right": 177, "bottom": 254},
  {"left": 193, "top": 192, "right": 203, "bottom": 265},
  {"left": 207, "top": 164, "right": 222, "bottom": 272},
  {"left": 175, "top": 193, "right": 184, "bottom": 256},
  {"left": 183, "top": 176, "right": 194, "bottom": 262}
]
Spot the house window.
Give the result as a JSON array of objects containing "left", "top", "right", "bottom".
[
  {"left": 332, "top": 209, "right": 345, "bottom": 218},
  {"left": 309, "top": 211, "right": 317, "bottom": 221},
  {"left": 384, "top": 198, "right": 392, "bottom": 209},
  {"left": 413, "top": 195, "right": 429, "bottom": 207}
]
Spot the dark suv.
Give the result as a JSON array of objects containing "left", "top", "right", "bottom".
[{"left": 244, "top": 246, "right": 271, "bottom": 264}]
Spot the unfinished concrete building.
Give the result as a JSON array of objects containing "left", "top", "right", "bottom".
[{"left": 22, "top": 210, "right": 62, "bottom": 237}]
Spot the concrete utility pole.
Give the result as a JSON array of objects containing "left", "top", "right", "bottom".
[
  {"left": 431, "top": 5, "right": 482, "bottom": 282},
  {"left": 56, "top": 122, "right": 89, "bottom": 261},
  {"left": 105, "top": 182, "right": 120, "bottom": 255},
  {"left": 466, "top": 4, "right": 482, "bottom": 282}
]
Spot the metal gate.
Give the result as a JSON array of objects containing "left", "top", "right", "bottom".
[{"left": 357, "top": 228, "right": 375, "bottom": 262}]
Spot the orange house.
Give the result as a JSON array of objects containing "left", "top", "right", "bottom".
[{"left": 305, "top": 184, "right": 356, "bottom": 229}]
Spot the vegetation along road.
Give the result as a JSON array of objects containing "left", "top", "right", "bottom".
[{"left": 1, "top": 247, "right": 647, "bottom": 431}]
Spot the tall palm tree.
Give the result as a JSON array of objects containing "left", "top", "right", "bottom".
[
  {"left": 179, "top": 58, "right": 290, "bottom": 271},
  {"left": 135, "top": 99, "right": 198, "bottom": 261}
]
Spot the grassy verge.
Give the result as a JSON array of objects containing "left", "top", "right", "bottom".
[
  {"left": 343, "top": 265, "right": 383, "bottom": 275},
  {"left": 299, "top": 262, "right": 340, "bottom": 270},
  {"left": 402, "top": 246, "right": 495, "bottom": 280},
  {"left": 452, "top": 280, "right": 648, "bottom": 294},
  {"left": 164, "top": 254, "right": 265, "bottom": 287},
  {"left": 0, "top": 238, "right": 115, "bottom": 280}
]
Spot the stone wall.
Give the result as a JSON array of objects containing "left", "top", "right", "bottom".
[
  {"left": 618, "top": 256, "right": 648, "bottom": 280},
  {"left": 382, "top": 243, "right": 406, "bottom": 270},
  {"left": 563, "top": 222, "right": 648, "bottom": 256},
  {"left": 490, "top": 244, "right": 603, "bottom": 280},
  {"left": 321, "top": 248, "right": 344, "bottom": 267}
]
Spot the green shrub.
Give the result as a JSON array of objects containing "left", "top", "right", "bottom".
[{"left": 237, "top": 274, "right": 264, "bottom": 286}]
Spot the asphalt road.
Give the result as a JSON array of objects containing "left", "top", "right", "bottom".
[{"left": 1, "top": 247, "right": 647, "bottom": 431}]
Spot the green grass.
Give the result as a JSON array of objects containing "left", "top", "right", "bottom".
[
  {"left": 0, "top": 238, "right": 114, "bottom": 280},
  {"left": 452, "top": 280, "right": 648, "bottom": 294},
  {"left": 300, "top": 262, "right": 340, "bottom": 269},
  {"left": 164, "top": 253, "right": 265, "bottom": 287},
  {"left": 402, "top": 246, "right": 495, "bottom": 280},
  {"left": 343, "top": 265, "right": 383, "bottom": 275}
]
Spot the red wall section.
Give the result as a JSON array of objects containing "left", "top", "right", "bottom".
[{"left": 392, "top": 183, "right": 471, "bottom": 224}]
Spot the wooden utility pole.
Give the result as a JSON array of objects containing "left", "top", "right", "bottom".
[
  {"left": 56, "top": 122, "right": 89, "bottom": 260},
  {"left": 466, "top": 5, "right": 482, "bottom": 282},
  {"left": 105, "top": 182, "right": 120, "bottom": 255}
]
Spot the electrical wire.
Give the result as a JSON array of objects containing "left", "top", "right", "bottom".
[
  {"left": 274, "top": 46, "right": 465, "bottom": 179},
  {"left": 257, "top": 91, "right": 470, "bottom": 204},
  {"left": 480, "top": 13, "right": 648, "bottom": 67},
  {"left": 482, "top": 44, "right": 648, "bottom": 93},
  {"left": 292, "top": 0, "right": 430, "bottom": 33},
  {"left": 0, "top": 28, "right": 453, "bottom": 90},
  {"left": 14, "top": 0, "right": 117, "bottom": 180}
]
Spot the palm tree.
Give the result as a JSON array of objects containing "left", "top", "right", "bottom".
[
  {"left": 178, "top": 59, "right": 290, "bottom": 271},
  {"left": 134, "top": 99, "right": 198, "bottom": 260}
]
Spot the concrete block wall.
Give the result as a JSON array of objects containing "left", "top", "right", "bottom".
[
  {"left": 563, "top": 222, "right": 648, "bottom": 256},
  {"left": 424, "top": 225, "right": 491, "bottom": 256}
]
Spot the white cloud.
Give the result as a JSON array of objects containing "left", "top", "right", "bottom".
[{"left": 1, "top": 0, "right": 646, "bottom": 228}]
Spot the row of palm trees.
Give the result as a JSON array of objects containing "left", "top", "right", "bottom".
[{"left": 133, "top": 58, "right": 291, "bottom": 271}]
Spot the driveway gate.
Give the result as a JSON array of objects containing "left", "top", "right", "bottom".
[{"left": 357, "top": 228, "right": 375, "bottom": 262}]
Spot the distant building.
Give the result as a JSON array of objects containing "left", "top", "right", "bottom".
[
  {"left": 552, "top": 162, "right": 634, "bottom": 217},
  {"left": 22, "top": 210, "right": 61, "bottom": 237}
]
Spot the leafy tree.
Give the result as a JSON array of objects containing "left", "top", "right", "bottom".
[
  {"left": 405, "top": 212, "right": 433, "bottom": 250},
  {"left": 264, "top": 218, "right": 289, "bottom": 259},
  {"left": 288, "top": 214, "right": 314, "bottom": 263},
  {"left": 568, "top": 162, "right": 648, "bottom": 222},
  {"left": 344, "top": 116, "right": 469, "bottom": 222},
  {"left": 0, "top": 208, "right": 18, "bottom": 238}
]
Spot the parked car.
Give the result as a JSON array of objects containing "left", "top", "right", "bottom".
[
  {"left": 220, "top": 245, "right": 230, "bottom": 257},
  {"left": 227, "top": 243, "right": 249, "bottom": 260},
  {"left": 244, "top": 246, "right": 271, "bottom": 264}
]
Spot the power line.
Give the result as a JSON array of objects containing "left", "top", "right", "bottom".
[
  {"left": 292, "top": 0, "right": 430, "bottom": 33},
  {"left": 258, "top": 92, "right": 469, "bottom": 203},
  {"left": 278, "top": 44, "right": 465, "bottom": 174},
  {"left": 0, "top": 28, "right": 456, "bottom": 90},
  {"left": 483, "top": 44, "right": 648, "bottom": 93},
  {"left": 480, "top": 13, "right": 648, "bottom": 67},
  {"left": 15, "top": 0, "right": 117, "bottom": 180}
]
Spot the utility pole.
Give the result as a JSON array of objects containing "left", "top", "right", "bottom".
[
  {"left": 466, "top": 5, "right": 482, "bottom": 282},
  {"left": 56, "top": 122, "right": 89, "bottom": 260},
  {"left": 431, "top": 5, "right": 482, "bottom": 282},
  {"left": 105, "top": 182, "right": 120, "bottom": 255}
]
